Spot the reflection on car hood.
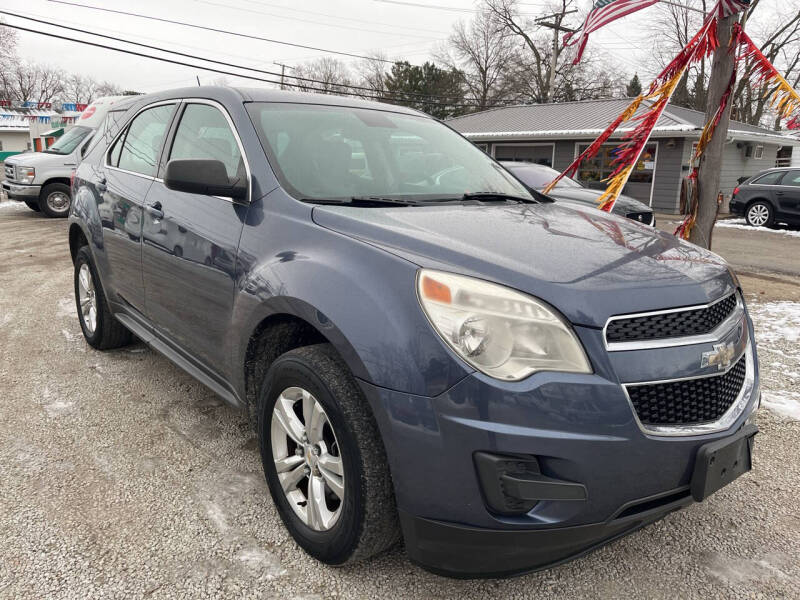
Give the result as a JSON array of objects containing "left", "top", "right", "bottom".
[
  {"left": 544, "top": 187, "right": 652, "bottom": 215},
  {"left": 312, "top": 202, "right": 731, "bottom": 327}
]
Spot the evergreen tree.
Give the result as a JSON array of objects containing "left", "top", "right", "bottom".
[{"left": 626, "top": 73, "right": 642, "bottom": 97}]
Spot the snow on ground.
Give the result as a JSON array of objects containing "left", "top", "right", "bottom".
[
  {"left": 749, "top": 300, "right": 800, "bottom": 421},
  {"left": 715, "top": 218, "right": 800, "bottom": 239},
  {"left": 0, "top": 200, "right": 25, "bottom": 211}
]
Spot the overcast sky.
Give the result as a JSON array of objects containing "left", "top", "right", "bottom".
[{"left": 0, "top": 0, "right": 784, "bottom": 95}]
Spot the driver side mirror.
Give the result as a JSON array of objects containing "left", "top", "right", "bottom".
[{"left": 164, "top": 159, "right": 247, "bottom": 201}]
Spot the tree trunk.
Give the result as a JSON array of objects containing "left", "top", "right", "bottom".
[{"left": 688, "top": 14, "right": 736, "bottom": 249}]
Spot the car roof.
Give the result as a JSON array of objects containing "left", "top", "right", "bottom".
[
  {"left": 499, "top": 161, "right": 555, "bottom": 170},
  {"left": 114, "top": 86, "right": 429, "bottom": 118}
]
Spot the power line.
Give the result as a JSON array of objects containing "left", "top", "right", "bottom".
[
  {"left": 0, "top": 10, "right": 468, "bottom": 102},
  {"left": 44, "top": 0, "right": 399, "bottom": 64},
  {"left": 191, "top": 0, "right": 447, "bottom": 39},
  {"left": 371, "top": 0, "right": 541, "bottom": 15},
  {"left": 213, "top": 0, "right": 450, "bottom": 36},
  {"left": 0, "top": 18, "right": 490, "bottom": 109}
]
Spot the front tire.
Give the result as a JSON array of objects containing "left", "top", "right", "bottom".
[
  {"left": 74, "top": 246, "right": 132, "bottom": 349},
  {"left": 40, "top": 183, "right": 71, "bottom": 218},
  {"left": 745, "top": 201, "right": 773, "bottom": 228},
  {"left": 258, "top": 344, "right": 399, "bottom": 565},
  {"left": 24, "top": 199, "right": 41, "bottom": 212}
]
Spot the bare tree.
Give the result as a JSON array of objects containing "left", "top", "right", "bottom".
[
  {"left": 435, "top": 10, "right": 518, "bottom": 110},
  {"left": 61, "top": 74, "right": 98, "bottom": 104},
  {"left": 355, "top": 52, "right": 389, "bottom": 99},
  {"left": 292, "top": 57, "right": 352, "bottom": 95}
]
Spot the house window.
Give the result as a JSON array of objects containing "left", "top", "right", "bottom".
[
  {"left": 473, "top": 143, "right": 489, "bottom": 154},
  {"left": 753, "top": 145, "right": 764, "bottom": 160},
  {"left": 576, "top": 143, "right": 657, "bottom": 185},
  {"left": 0, "top": 140, "right": 3, "bottom": 151}
]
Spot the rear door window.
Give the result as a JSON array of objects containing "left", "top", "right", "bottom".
[
  {"left": 168, "top": 103, "right": 243, "bottom": 181},
  {"left": 780, "top": 170, "right": 800, "bottom": 187},
  {"left": 752, "top": 171, "right": 785, "bottom": 185},
  {"left": 115, "top": 104, "right": 176, "bottom": 177}
]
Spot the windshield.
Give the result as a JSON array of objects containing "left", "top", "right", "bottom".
[
  {"left": 247, "top": 103, "right": 532, "bottom": 202},
  {"left": 506, "top": 164, "right": 583, "bottom": 190},
  {"left": 45, "top": 126, "right": 92, "bottom": 155}
]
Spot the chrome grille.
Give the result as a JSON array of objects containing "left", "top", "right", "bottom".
[
  {"left": 606, "top": 293, "right": 738, "bottom": 344},
  {"left": 626, "top": 354, "right": 747, "bottom": 426},
  {"left": 3, "top": 163, "right": 15, "bottom": 182}
]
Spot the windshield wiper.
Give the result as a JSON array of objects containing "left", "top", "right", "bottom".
[
  {"left": 303, "top": 196, "right": 422, "bottom": 207},
  {"left": 461, "top": 192, "right": 538, "bottom": 204}
]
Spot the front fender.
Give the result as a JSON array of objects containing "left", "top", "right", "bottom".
[{"left": 231, "top": 193, "right": 473, "bottom": 399}]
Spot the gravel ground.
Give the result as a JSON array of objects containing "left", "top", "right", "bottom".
[{"left": 1, "top": 200, "right": 799, "bottom": 599}]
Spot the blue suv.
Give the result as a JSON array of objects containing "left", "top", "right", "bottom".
[{"left": 68, "top": 87, "right": 760, "bottom": 578}]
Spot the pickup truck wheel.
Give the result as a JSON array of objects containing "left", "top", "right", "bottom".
[
  {"left": 40, "top": 183, "right": 71, "bottom": 218},
  {"left": 24, "top": 200, "right": 41, "bottom": 212},
  {"left": 74, "top": 246, "right": 132, "bottom": 349},
  {"left": 745, "top": 201, "right": 773, "bottom": 228},
  {"left": 258, "top": 344, "right": 399, "bottom": 565}
]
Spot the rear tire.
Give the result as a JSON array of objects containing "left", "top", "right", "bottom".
[
  {"left": 745, "top": 201, "right": 773, "bottom": 228},
  {"left": 40, "top": 183, "right": 71, "bottom": 218},
  {"left": 74, "top": 246, "right": 132, "bottom": 350},
  {"left": 24, "top": 199, "right": 41, "bottom": 212},
  {"left": 258, "top": 344, "right": 399, "bottom": 565}
]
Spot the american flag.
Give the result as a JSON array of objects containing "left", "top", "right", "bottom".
[
  {"left": 565, "top": 0, "right": 661, "bottom": 64},
  {"left": 566, "top": 0, "right": 751, "bottom": 64}
]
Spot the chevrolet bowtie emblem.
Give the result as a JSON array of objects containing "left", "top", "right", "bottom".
[{"left": 701, "top": 342, "right": 736, "bottom": 371}]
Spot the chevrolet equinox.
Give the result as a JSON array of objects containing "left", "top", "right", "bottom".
[{"left": 68, "top": 87, "right": 760, "bottom": 578}]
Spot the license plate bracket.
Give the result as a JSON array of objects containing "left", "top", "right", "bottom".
[{"left": 690, "top": 423, "right": 758, "bottom": 502}]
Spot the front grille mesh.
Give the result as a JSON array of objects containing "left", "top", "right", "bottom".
[
  {"left": 627, "top": 354, "right": 746, "bottom": 426},
  {"left": 4, "top": 164, "right": 15, "bottom": 181},
  {"left": 606, "top": 293, "right": 737, "bottom": 343}
]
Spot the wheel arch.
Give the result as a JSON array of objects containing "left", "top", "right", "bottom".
[
  {"left": 39, "top": 178, "right": 72, "bottom": 199},
  {"left": 241, "top": 302, "right": 371, "bottom": 429},
  {"left": 68, "top": 222, "right": 89, "bottom": 264}
]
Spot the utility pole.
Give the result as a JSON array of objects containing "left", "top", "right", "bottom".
[
  {"left": 536, "top": 10, "right": 577, "bottom": 102},
  {"left": 688, "top": 13, "right": 738, "bottom": 249},
  {"left": 274, "top": 62, "right": 295, "bottom": 90}
]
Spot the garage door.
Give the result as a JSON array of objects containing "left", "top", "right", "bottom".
[{"left": 494, "top": 144, "right": 554, "bottom": 166}]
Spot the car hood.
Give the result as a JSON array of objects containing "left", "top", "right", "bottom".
[
  {"left": 544, "top": 187, "right": 651, "bottom": 215},
  {"left": 4, "top": 151, "right": 73, "bottom": 167},
  {"left": 312, "top": 202, "right": 732, "bottom": 328}
]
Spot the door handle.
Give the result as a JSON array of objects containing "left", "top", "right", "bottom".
[{"left": 146, "top": 201, "right": 164, "bottom": 219}]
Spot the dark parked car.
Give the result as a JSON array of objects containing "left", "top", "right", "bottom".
[
  {"left": 68, "top": 87, "right": 759, "bottom": 578},
  {"left": 730, "top": 167, "right": 800, "bottom": 227},
  {"left": 501, "top": 161, "right": 656, "bottom": 226}
]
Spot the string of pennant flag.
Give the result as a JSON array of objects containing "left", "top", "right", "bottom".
[{"left": 548, "top": 0, "right": 799, "bottom": 241}]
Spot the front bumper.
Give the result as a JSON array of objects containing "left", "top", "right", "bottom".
[
  {"left": 1, "top": 180, "right": 41, "bottom": 200},
  {"left": 359, "top": 323, "right": 760, "bottom": 577}
]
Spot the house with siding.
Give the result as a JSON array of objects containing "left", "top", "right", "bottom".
[{"left": 447, "top": 98, "right": 798, "bottom": 214}]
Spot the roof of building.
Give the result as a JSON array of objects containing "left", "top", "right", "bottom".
[
  {"left": 447, "top": 98, "right": 791, "bottom": 143},
  {"left": 0, "top": 108, "right": 60, "bottom": 133}
]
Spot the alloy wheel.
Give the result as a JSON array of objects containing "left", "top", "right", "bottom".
[
  {"left": 46, "top": 191, "right": 70, "bottom": 215},
  {"left": 77, "top": 263, "right": 97, "bottom": 334},
  {"left": 270, "top": 386, "right": 345, "bottom": 531},
  {"left": 747, "top": 203, "right": 769, "bottom": 227}
]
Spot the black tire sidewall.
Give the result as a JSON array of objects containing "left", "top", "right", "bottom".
[
  {"left": 746, "top": 201, "right": 773, "bottom": 227},
  {"left": 258, "top": 354, "right": 364, "bottom": 564},
  {"left": 74, "top": 247, "right": 105, "bottom": 347},
  {"left": 40, "top": 183, "right": 71, "bottom": 218},
  {"left": 24, "top": 199, "right": 41, "bottom": 212}
]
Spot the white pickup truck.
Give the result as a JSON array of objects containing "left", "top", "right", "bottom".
[{"left": 2, "top": 96, "right": 126, "bottom": 217}]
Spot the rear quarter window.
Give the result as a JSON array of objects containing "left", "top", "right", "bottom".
[{"left": 752, "top": 171, "right": 784, "bottom": 185}]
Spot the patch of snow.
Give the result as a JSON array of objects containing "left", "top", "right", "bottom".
[
  {"left": 0, "top": 201, "right": 25, "bottom": 212},
  {"left": 749, "top": 301, "right": 800, "bottom": 344},
  {"left": 44, "top": 399, "right": 75, "bottom": 417},
  {"left": 761, "top": 392, "right": 800, "bottom": 421},
  {"left": 715, "top": 218, "right": 800, "bottom": 239},
  {"left": 56, "top": 297, "right": 74, "bottom": 318}
]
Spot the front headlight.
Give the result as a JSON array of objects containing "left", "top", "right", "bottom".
[
  {"left": 17, "top": 166, "right": 35, "bottom": 184},
  {"left": 417, "top": 269, "right": 592, "bottom": 381}
]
